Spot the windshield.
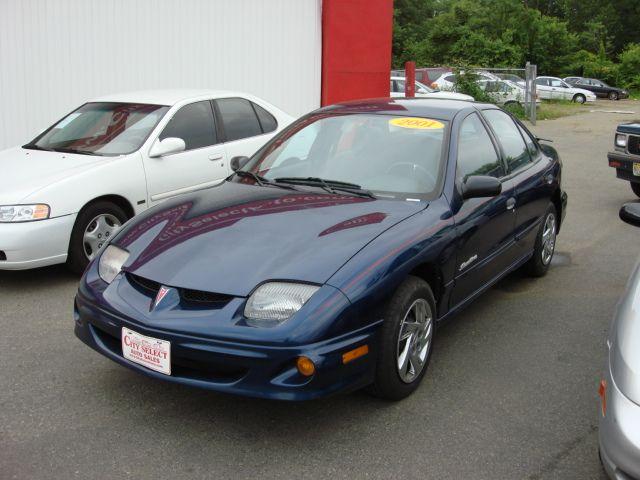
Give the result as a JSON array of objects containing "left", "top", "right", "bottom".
[
  {"left": 25, "top": 102, "right": 169, "bottom": 156},
  {"left": 242, "top": 113, "right": 448, "bottom": 199}
]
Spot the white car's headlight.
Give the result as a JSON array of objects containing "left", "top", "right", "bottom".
[
  {"left": 616, "top": 134, "right": 627, "bottom": 148},
  {"left": 0, "top": 204, "right": 50, "bottom": 222},
  {"left": 244, "top": 282, "right": 320, "bottom": 326},
  {"left": 98, "top": 245, "right": 129, "bottom": 284}
]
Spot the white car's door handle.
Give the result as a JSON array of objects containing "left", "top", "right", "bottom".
[{"left": 209, "top": 154, "right": 223, "bottom": 161}]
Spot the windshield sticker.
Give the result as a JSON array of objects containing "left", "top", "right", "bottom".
[
  {"left": 389, "top": 117, "right": 444, "bottom": 130},
  {"left": 54, "top": 112, "right": 81, "bottom": 129}
]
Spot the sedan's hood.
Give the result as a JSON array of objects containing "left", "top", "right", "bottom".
[
  {"left": 610, "top": 260, "right": 640, "bottom": 405},
  {"left": 115, "top": 182, "right": 424, "bottom": 296},
  {"left": 0, "top": 147, "right": 104, "bottom": 204}
]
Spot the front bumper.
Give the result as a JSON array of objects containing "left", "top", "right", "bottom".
[
  {"left": 74, "top": 292, "right": 380, "bottom": 401},
  {"left": 0, "top": 214, "right": 76, "bottom": 270},
  {"left": 608, "top": 152, "right": 640, "bottom": 183},
  {"left": 599, "top": 363, "right": 640, "bottom": 480}
]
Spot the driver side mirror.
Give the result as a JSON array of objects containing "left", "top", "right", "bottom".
[
  {"left": 462, "top": 175, "right": 502, "bottom": 199},
  {"left": 620, "top": 203, "right": 640, "bottom": 228},
  {"left": 230, "top": 156, "right": 250, "bottom": 171},
  {"left": 149, "top": 137, "right": 186, "bottom": 158}
]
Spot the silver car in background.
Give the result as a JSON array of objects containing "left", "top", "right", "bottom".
[{"left": 599, "top": 203, "right": 640, "bottom": 479}]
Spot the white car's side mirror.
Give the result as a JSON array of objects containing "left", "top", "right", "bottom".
[{"left": 149, "top": 137, "right": 186, "bottom": 158}]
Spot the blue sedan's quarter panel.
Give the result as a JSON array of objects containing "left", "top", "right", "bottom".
[{"left": 112, "top": 181, "right": 425, "bottom": 297}]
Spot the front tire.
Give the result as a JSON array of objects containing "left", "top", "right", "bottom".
[
  {"left": 573, "top": 94, "right": 586, "bottom": 104},
  {"left": 524, "top": 203, "right": 557, "bottom": 277},
  {"left": 370, "top": 276, "right": 436, "bottom": 401},
  {"left": 66, "top": 201, "right": 127, "bottom": 274},
  {"left": 631, "top": 182, "right": 640, "bottom": 198},
  {"left": 608, "top": 91, "right": 619, "bottom": 101}
]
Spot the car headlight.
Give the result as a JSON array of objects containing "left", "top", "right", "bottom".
[
  {"left": 0, "top": 204, "right": 50, "bottom": 222},
  {"left": 244, "top": 282, "right": 320, "bottom": 326},
  {"left": 98, "top": 245, "right": 129, "bottom": 284},
  {"left": 616, "top": 133, "right": 627, "bottom": 148}
]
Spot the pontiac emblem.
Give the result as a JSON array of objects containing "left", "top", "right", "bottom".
[{"left": 153, "top": 285, "right": 171, "bottom": 310}]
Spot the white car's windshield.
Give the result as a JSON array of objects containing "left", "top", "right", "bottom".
[
  {"left": 243, "top": 113, "right": 448, "bottom": 199},
  {"left": 24, "top": 102, "right": 170, "bottom": 156}
]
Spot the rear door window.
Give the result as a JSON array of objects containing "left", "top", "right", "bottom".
[
  {"left": 482, "top": 109, "right": 531, "bottom": 172},
  {"left": 216, "top": 98, "right": 263, "bottom": 142}
]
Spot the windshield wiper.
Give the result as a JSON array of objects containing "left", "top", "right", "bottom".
[
  {"left": 233, "top": 170, "right": 298, "bottom": 191},
  {"left": 274, "top": 177, "right": 376, "bottom": 198},
  {"left": 22, "top": 144, "right": 52, "bottom": 152},
  {"left": 51, "top": 147, "right": 98, "bottom": 156}
]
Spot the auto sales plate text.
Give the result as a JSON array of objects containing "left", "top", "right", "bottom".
[{"left": 121, "top": 327, "right": 171, "bottom": 375}]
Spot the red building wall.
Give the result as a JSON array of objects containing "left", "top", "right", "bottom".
[{"left": 321, "top": 0, "right": 393, "bottom": 106}]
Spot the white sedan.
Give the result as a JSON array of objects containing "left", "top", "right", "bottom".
[
  {"left": 390, "top": 77, "right": 474, "bottom": 101},
  {"left": 0, "top": 89, "right": 293, "bottom": 272},
  {"left": 534, "top": 76, "right": 596, "bottom": 103}
]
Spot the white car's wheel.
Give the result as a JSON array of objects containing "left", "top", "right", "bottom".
[
  {"left": 573, "top": 94, "right": 586, "bottom": 104},
  {"left": 67, "top": 201, "right": 128, "bottom": 274}
]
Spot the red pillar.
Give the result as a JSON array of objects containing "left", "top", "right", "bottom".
[
  {"left": 321, "top": 0, "right": 394, "bottom": 106},
  {"left": 405, "top": 61, "right": 416, "bottom": 97}
]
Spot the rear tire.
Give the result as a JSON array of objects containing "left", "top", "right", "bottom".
[
  {"left": 369, "top": 276, "right": 436, "bottom": 401},
  {"left": 524, "top": 203, "right": 557, "bottom": 277},
  {"left": 573, "top": 94, "right": 586, "bottom": 104},
  {"left": 631, "top": 182, "right": 640, "bottom": 198},
  {"left": 66, "top": 201, "right": 128, "bottom": 274},
  {"left": 608, "top": 91, "right": 619, "bottom": 101}
]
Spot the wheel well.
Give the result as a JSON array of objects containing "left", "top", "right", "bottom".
[
  {"left": 552, "top": 189, "right": 563, "bottom": 232},
  {"left": 409, "top": 263, "right": 443, "bottom": 313},
  {"left": 80, "top": 195, "right": 135, "bottom": 220},
  {"left": 573, "top": 93, "right": 585, "bottom": 101}
]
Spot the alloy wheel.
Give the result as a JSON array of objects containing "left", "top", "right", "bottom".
[
  {"left": 396, "top": 298, "right": 433, "bottom": 384},
  {"left": 83, "top": 213, "right": 122, "bottom": 260},
  {"left": 541, "top": 212, "right": 556, "bottom": 265}
]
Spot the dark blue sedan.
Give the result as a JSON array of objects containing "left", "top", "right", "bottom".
[{"left": 74, "top": 98, "right": 567, "bottom": 401}]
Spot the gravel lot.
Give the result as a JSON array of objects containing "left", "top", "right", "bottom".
[{"left": 2, "top": 100, "right": 639, "bottom": 479}]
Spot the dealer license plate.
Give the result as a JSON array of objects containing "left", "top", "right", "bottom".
[
  {"left": 121, "top": 327, "right": 171, "bottom": 375},
  {"left": 634, "top": 163, "right": 640, "bottom": 176}
]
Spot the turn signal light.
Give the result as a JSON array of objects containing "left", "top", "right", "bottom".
[
  {"left": 599, "top": 379, "right": 607, "bottom": 416},
  {"left": 296, "top": 356, "right": 315, "bottom": 377},
  {"left": 342, "top": 345, "right": 369, "bottom": 364}
]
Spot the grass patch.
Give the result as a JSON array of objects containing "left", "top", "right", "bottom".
[
  {"left": 628, "top": 90, "right": 640, "bottom": 100},
  {"left": 507, "top": 100, "right": 586, "bottom": 122}
]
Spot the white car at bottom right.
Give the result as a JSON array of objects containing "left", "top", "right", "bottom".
[{"left": 534, "top": 76, "right": 596, "bottom": 103}]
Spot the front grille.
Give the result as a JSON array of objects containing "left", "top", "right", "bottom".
[
  {"left": 628, "top": 135, "right": 640, "bottom": 155},
  {"left": 125, "top": 272, "right": 233, "bottom": 308}
]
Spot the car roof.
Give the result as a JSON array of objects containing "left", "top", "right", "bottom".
[
  {"left": 318, "top": 97, "right": 484, "bottom": 120},
  {"left": 88, "top": 89, "right": 246, "bottom": 106}
]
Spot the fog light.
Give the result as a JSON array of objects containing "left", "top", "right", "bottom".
[
  {"left": 599, "top": 379, "right": 607, "bottom": 416},
  {"left": 296, "top": 356, "right": 315, "bottom": 377}
]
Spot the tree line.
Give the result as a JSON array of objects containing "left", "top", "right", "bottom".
[{"left": 393, "top": 0, "right": 640, "bottom": 88}]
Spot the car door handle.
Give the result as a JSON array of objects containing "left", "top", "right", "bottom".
[
  {"left": 208, "top": 154, "right": 223, "bottom": 161},
  {"left": 506, "top": 197, "right": 516, "bottom": 210}
]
